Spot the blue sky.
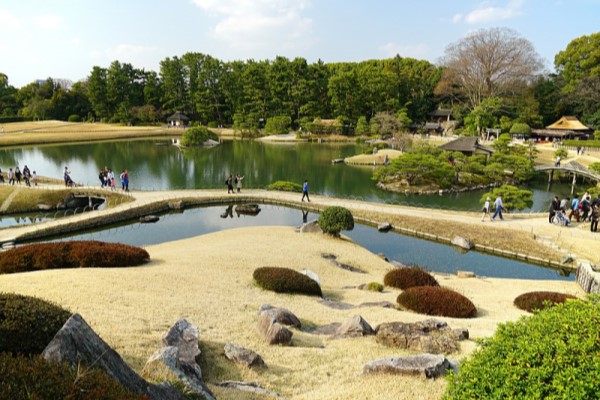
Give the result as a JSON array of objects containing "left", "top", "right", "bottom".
[{"left": 1, "top": 0, "right": 599, "bottom": 88}]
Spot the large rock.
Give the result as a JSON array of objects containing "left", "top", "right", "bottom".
[
  {"left": 258, "top": 305, "right": 301, "bottom": 329},
  {"left": 375, "top": 319, "right": 468, "bottom": 354},
  {"left": 42, "top": 313, "right": 185, "bottom": 400},
  {"left": 257, "top": 313, "right": 293, "bottom": 345},
  {"left": 378, "top": 222, "right": 392, "bottom": 232},
  {"left": 451, "top": 235, "right": 474, "bottom": 251},
  {"left": 299, "top": 220, "right": 322, "bottom": 233},
  {"left": 224, "top": 342, "right": 266, "bottom": 368},
  {"left": 142, "top": 319, "right": 215, "bottom": 400},
  {"left": 363, "top": 353, "right": 453, "bottom": 379},
  {"left": 335, "top": 315, "right": 375, "bottom": 338},
  {"left": 300, "top": 269, "right": 321, "bottom": 285}
]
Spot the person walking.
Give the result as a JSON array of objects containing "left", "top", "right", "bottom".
[
  {"left": 569, "top": 195, "right": 580, "bottom": 222},
  {"left": 591, "top": 204, "right": 599, "bottom": 232},
  {"left": 22, "top": 165, "right": 31, "bottom": 187},
  {"left": 301, "top": 179, "right": 310, "bottom": 202},
  {"left": 492, "top": 195, "right": 505, "bottom": 221},
  {"left": 236, "top": 173, "right": 244, "bottom": 193},
  {"left": 549, "top": 195, "right": 560, "bottom": 223},
  {"left": 14, "top": 166, "right": 21, "bottom": 184},
  {"left": 8, "top": 168, "right": 14, "bottom": 185},
  {"left": 226, "top": 174, "right": 234, "bottom": 194},
  {"left": 32, "top": 171, "right": 38, "bottom": 186},
  {"left": 481, "top": 196, "right": 492, "bottom": 221}
]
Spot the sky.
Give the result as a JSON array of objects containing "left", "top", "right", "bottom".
[{"left": 0, "top": 0, "right": 599, "bottom": 88}]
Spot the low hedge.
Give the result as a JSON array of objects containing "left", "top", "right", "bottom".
[
  {"left": 0, "top": 241, "right": 150, "bottom": 274},
  {"left": 253, "top": 267, "right": 322, "bottom": 297},
  {"left": 384, "top": 266, "right": 439, "bottom": 290},
  {"left": 267, "top": 180, "right": 303, "bottom": 192},
  {"left": 0, "top": 353, "right": 147, "bottom": 399},
  {"left": 444, "top": 296, "right": 597, "bottom": 399},
  {"left": 0, "top": 293, "right": 72, "bottom": 355},
  {"left": 514, "top": 291, "right": 577, "bottom": 312},
  {"left": 397, "top": 286, "right": 477, "bottom": 318}
]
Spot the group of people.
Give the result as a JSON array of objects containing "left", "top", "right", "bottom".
[
  {"left": 549, "top": 192, "right": 600, "bottom": 232},
  {"left": 225, "top": 173, "right": 244, "bottom": 194},
  {"left": 481, "top": 195, "right": 505, "bottom": 221},
  {"left": 0, "top": 165, "right": 38, "bottom": 186},
  {"left": 98, "top": 167, "right": 129, "bottom": 191}
]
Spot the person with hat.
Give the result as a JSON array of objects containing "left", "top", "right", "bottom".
[{"left": 481, "top": 196, "right": 492, "bottom": 221}]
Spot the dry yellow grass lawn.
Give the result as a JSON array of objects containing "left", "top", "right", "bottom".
[
  {"left": 344, "top": 149, "right": 402, "bottom": 165},
  {"left": 0, "top": 226, "right": 582, "bottom": 399}
]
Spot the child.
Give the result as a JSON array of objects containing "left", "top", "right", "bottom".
[
  {"left": 481, "top": 197, "right": 491, "bottom": 221},
  {"left": 32, "top": 171, "right": 38, "bottom": 186}
]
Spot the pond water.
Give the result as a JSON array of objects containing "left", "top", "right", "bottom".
[
  {"left": 0, "top": 139, "right": 578, "bottom": 212},
  {"left": 46, "top": 204, "right": 574, "bottom": 282}
]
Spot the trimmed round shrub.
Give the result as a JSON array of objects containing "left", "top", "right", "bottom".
[
  {"left": 180, "top": 126, "right": 218, "bottom": 146},
  {"left": 364, "top": 282, "right": 384, "bottom": 292},
  {"left": 514, "top": 291, "right": 577, "bottom": 312},
  {"left": 318, "top": 206, "right": 354, "bottom": 237},
  {"left": 0, "top": 293, "right": 71, "bottom": 355},
  {"left": 0, "top": 241, "right": 150, "bottom": 274},
  {"left": 267, "top": 180, "right": 302, "bottom": 192},
  {"left": 0, "top": 353, "right": 147, "bottom": 399},
  {"left": 397, "top": 286, "right": 477, "bottom": 318},
  {"left": 384, "top": 266, "right": 439, "bottom": 289},
  {"left": 444, "top": 296, "right": 596, "bottom": 399},
  {"left": 67, "top": 114, "right": 81, "bottom": 122},
  {"left": 253, "top": 267, "right": 322, "bottom": 297}
]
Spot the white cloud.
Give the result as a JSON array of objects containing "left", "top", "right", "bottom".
[
  {"left": 0, "top": 9, "right": 21, "bottom": 29},
  {"left": 379, "top": 42, "right": 430, "bottom": 59},
  {"left": 462, "top": 0, "right": 524, "bottom": 24},
  {"left": 32, "top": 13, "right": 64, "bottom": 29},
  {"left": 191, "top": 0, "right": 313, "bottom": 55},
  {"left": 452, "top": 13, "right": 463, "bottom": 23}
]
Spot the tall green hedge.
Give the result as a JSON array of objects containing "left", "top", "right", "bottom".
[{"left": 444, "top": 296, "right": 600, "bottom": 399}]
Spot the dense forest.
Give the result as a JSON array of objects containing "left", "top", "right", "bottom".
[{"left": 0, "top": 29, "right": 598, "bottom": 135}]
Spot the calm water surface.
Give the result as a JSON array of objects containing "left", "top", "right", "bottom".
[
  {"left": 0, "top": 139, "right": 577, "bottom": 211},
  {"left": 49, "top": 204, "right": 573, "bottom": 281}
]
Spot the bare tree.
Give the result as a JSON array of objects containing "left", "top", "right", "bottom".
[{"left": 436, "top": 27, "right": 543, "bottom": 109}]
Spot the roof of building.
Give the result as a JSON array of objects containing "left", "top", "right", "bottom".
[
  {"left": 546, "top": 116, "right": 590, "bottom": 131},
  {"left": 428, "top": 109, "right": 452, "bottom": 117},
  {"left": 167, "top": 111, "right": 189, "bottom": 121},
  {"left": 439, "top": 136, "right": 494, "bottom": 154}
]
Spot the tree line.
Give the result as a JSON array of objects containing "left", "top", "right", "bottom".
[{"left": 0, "top": 28, "right": 598, "bottom": 134}]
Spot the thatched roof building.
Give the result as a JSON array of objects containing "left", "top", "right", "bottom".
[{"left": 532, "top": 116, "right": 591, "bottom": 140}]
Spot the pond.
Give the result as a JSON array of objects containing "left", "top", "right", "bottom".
[
  {"left": 0, "top": 139, "right": 578, "bottom": 212},
  {"left": 46, "top": 204, "right": 574, "bottom": 282}
]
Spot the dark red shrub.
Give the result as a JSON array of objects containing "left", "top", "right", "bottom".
[
  {"left": 253, "top": 267, "right": 322, "bottom": 297},
  {"left": 397, "top": 286, "right": 477, "bottom": 318},
  {"left": 514, "top": 291, "right": 577, "bottom": 312},
  {"left": 384, "top": 266, "right": 439, "bottom": 290}
]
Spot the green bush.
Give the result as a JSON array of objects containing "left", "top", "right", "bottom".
[
  {"left": 0, "top": 293, "right": 71, "bottom": 355},
  {"left": 0, "top": 241, "right": 150, "bottom": 274},
  {"left": 180, "top": 126, "right": 218, "bottom": 146},
  {"left": 364, "top": 282, "right": 384, "bottom": 292},
  {"left": 318, "top": 206, "right": 354, "bottom": 237},
  {"left": 444, "top": 296, "right": 598, "bottom": 399},
  {"left": 253, "top": 267, "right": 322, "bottom": 297},
  {"left": 67, "top": 114, "right": 81, "bottom": 122},
  {"left": 397, "top": 286, "right": 477, "bottom": 318},
  {"left": 266, "top": 180, "right": 303, "bottom": 192},
  {"left": 383, "top": 266, "right": 439, "bottom": 290},
  {"left": 514, "top": 291, "right": 577, "bottom": 312},
  {"left": 0, "top": 353, "right": 147, "bottom": 399}
]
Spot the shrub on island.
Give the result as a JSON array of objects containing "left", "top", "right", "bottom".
[
  {"left": 444, "top": 296, "right": 597, "bottom": 399},
  {"left": 384, "top": 266, "right": 439, "bottom": 289},
  {"left": 514, "top": 291, "right": 577, "bottom": 312},
  {"left": 318, "top": 206, "right": 354, "bottom": 238},
  {"left": 267, "top": 180, "right": 303, "bottom": 192},
  {"left": 397, "top": 286, "right": 477, "bottom": 318},
  {"left": 0, "top": 241, "right": 150, "bottom": 274},
  {"left": 253, "top": 267, "right": 322, "bottom": 297},
  {"left": 0, "top": 353, "right": 146, "bottom": 399},
  {"left": 0, "top": 293, "right": 71, "bottom": 355}
]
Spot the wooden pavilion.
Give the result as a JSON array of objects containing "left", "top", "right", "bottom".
[
  {"left": 532, "top": 116, "right": 592, "bottom": 141},
  {"left": 167, "top": 111, "right": 189, "bottom": 128}
]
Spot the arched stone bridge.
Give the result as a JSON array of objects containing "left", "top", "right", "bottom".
[{"left": 535, "top": 161, "right": 600, "bottom": 182}]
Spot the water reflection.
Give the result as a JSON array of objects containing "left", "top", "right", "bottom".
[{"left": 45, "top": 204, "right": 573, "bottom": 282}]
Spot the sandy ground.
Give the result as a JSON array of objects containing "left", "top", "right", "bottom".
[{"left": 0, "top": 225, "right": 584, "bottom": 399}]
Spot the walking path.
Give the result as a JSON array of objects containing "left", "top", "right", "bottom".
[{"left": 0, "top": 187, "right": 597, "bottom": 266}]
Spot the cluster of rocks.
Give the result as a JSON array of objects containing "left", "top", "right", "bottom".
[{"left": 256, "top": 304, "right": 467, "bottom": 379}]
